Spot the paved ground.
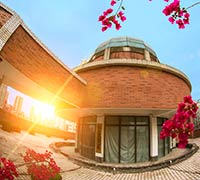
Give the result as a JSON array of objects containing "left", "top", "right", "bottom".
[{"left": 1, "top": 128, "right": 200, "bottom": 180}]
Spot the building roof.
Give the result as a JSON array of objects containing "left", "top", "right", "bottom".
[{"left": 95, "top": 36, "right": 156, "bottom": 56}]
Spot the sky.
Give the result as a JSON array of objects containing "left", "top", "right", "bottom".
[{"left": 1, "top": 0, "right": 200, "bottom": 101}]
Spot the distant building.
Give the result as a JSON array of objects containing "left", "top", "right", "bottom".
[
  {"left": 13, "top": 96, "right": 23, "bottom": 115},
  {"left": 29, "top": 106, "right": 36, "bottom": 122},
  {"left": 0, "top": 83, "right": 9, "bottom": 109}
]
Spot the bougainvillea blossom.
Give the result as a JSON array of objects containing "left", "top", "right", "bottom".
[
  {"left": 23, "top": 149, "right": 61, "bottom": 180},
  {"left": 160, "top": 96, "right": 198, "bottom": 148},
  {"left": 98, "top": 0, "right": 126, "bottom": 31},
  {"left": 0, "top": 157, "right": 18, "bottom": 180},
  {"left": 99, "top": 0, "right": 200, "bottom": 31}
]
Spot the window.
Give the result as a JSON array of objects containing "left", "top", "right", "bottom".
[
  {"left": 157, "top": 117, "right": 170, "bottom": 158},
  {"left": 79, "top": 116, "right": 96, "bottom": 160},
  {"left": 105, "top": 116, "right": 149, "bottom": 163}
]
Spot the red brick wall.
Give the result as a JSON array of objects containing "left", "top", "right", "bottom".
[
  {"left": 110, "top": 52, "right": 144, "bottom": 59},
  {"left": 93, "top": 55, "right": 104, "bottom": 61},
  {"left": 0, "top": 25, "right": 85, "bottom": 107},
  {"left": 77, "top": 66, "right": 190, "bottom": 109},
  {"left": 0, "top": 7, "right": 12, "bottom": 27}
]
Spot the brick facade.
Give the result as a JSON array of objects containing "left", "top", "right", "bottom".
[
  {"left": 77, "top": 66, "right": 190, "bottom": 109},
  {"left": 0, "top": 25, "right": 85, "bottom": 107},
  {"left": 0, "top": 7, "right": 11, "bottom": 28}
]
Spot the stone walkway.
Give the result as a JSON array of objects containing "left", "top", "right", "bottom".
[{"left": 1, "top": 128, "right": 200, "bottom": 180}]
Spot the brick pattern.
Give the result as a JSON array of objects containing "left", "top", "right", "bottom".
[
  {"left": 0, "top": 13, "right": 21, "bottom": 51},
  {"left": 78, "top": 66, "right": 190, "bottom": 109},
  {"left": 0, "top": 25, "right": 85, "bottom": 106},
  {"left": 110, "top": 51, "right": 144, "bottom": 60},
  {"left": 92, "top": 55, "right": 104, "bottom": 61},
  {"left": 0, "top": 7, "right": 12, "bottom": 28}
]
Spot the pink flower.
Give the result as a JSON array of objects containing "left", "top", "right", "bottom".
[
  {"left": 98, "top": 15, "right": 106, "bottom": 21},
  {"left": 118, "top": 11, "right": 124, "bottom": 16},
  {"left": 115, "top": 23, "right": 121, "bottom": 30},
  {"left": 183, "top": 18, "right": 189, "bottom": 24},
  {"left": 176, "top": 19, "right": 185, "bottom": 29},
  {"left": 168, "top": 17, "right": 175, "bottom": 24},
  {"left": 110, "top": 0, "right": 116, "bottom": 6},
  {"left": 184, "top": 96, "right": 193, "bottom": 104},
  {"left": 162, "top": 0, "right": 180, "bottom": 16},
  {"left": 184, "top": 12, "right": 190, "bottom": 19},
  {"left": 120, "top": 16, "right": 126, "bottom": 22},
  {"left": 106, "top": 8, "right": 113, "bottom": 14},
  {"left": 160, "top": 96, "right": 198, "bottom": 149}
]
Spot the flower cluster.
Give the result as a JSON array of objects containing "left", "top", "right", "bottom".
[
  {"left": 98, "top": 0, "right": 126, "bottom": 31},
  {"left": 0, "top": 157, "right": 18, "bottom": 180},
  {"left": 23, "top": 149, "right": 61, "bottom": 180},
  {"left": 160, "top": 96, "right": 198, "bottom": 148},
  {"left": 162, "top": 0, "right": 190, "bottom": 29}
]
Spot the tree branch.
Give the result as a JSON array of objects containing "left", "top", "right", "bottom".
[
  {"left": 186, "top": 2, "right": 200, "bottom": 10},
  {"left": 115, "top": 0, "right": 124, "bottom": 15}
]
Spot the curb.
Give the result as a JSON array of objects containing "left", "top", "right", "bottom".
[{"left": 50, "top": 142, "right": 199, "bottom": 173}]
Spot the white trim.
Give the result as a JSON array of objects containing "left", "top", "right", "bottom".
[
  {"left": 0, "top": 13, "right": 22, "bottom": 51},
  {"left": 0, "top": 2, "right": 15, "bottom": 15},
  {"left": 150, "top": 116, "right": 158, "bottom": 158},
  {"left": 95, "top": 115, "right": 105, "bottom": 158}
]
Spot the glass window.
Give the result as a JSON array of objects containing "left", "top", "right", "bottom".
[
  {"left": 158, "top": 126, "right": 164, "bottom": 158},
  {"left": 81, "top": 124, "right": 96, "bottom": 160},
  {"left": 105, "top": 126, "right": 119, "bottom": 163},
  {"left": 121, "top": 116, "right": 135, "bottom": 125},
  {"left": 157, "top": 117, "right": 170, "bottom": 158},
  {"left": 79, "top": 116, "right": 96, "bottom": 160},
  {"left": 120, "top": 126, "right": 135, "bottom": 163},
  {"left": 165, "top": 138, "right": 170, "bottom": 155},
  {"left": 136, "top": 116, "right": 149, "bottom": 125},
  {"left": 105, "top": 116, "right": 119, "bottom": 125},
  {"left": 136, "top": 126, "right": 149, "bottom": 162},
  {"left": 105, "top": 116, "right": 150, "bottom": 163}
]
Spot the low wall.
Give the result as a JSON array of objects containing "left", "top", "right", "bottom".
[{"left": 0, "top": 109, "right": 75, "bottom": 140}]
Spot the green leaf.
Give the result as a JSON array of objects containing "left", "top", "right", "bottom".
[{"left": 121, "top": 6, "right": 125, "bottom": 10}]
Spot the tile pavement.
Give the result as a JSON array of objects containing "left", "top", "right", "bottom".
[{"left": 0, "top": 128, "right": 200, "bottom": 180}]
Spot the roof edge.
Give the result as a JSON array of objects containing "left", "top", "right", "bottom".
[
  {"left": 0, "top": 2, "right": 87, "bottom": 85},
  {"left": 74, "top": 59, "right": 192, "bottom": 91}
]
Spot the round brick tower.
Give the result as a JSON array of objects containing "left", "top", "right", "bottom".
[{"left": 73, "top": 37, "right": 191, "bottom": 163}]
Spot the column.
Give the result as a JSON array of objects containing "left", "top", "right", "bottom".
[
  {"left": 144, "top": 50, "right": 151, "bottom": 61},
  {"left": 150, "top": 115, "right": 158, "bottom": 161},
  {"left": 104, "top": 48, "right": 110, "bottom": 60},
  {"left": 95, "top": 114, "right": 104, "bottom": 162}
]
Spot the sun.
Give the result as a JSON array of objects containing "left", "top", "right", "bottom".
[{"left": 33, "top": 101, "right": 55, "bottom": 120}]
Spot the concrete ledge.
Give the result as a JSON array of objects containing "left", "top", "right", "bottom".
[{"left": 50, "top": 142, "right": 199, "bottom": 173}]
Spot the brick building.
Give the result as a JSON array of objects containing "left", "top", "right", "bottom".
[
  {"left": 72, "top": 37, "right": 191, "bottom": 163},
  {"left": 0, "top": 3, "right": 191, "bottom": 164}
]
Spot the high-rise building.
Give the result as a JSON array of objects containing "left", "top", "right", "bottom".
[
  {"left": 13, "top": 96, "right": 23, "bottom": 115},
  {"left": 0, "top": 83, "right": 9, "bottom": 108}
]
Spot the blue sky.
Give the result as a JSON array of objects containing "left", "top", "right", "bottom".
[{"left": 1, "top": 0, "right": 200, "bottom": 100}]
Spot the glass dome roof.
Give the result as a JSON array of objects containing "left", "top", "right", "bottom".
[{"left": 95, "top": 36, "right": 156, "bottom": 56}]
